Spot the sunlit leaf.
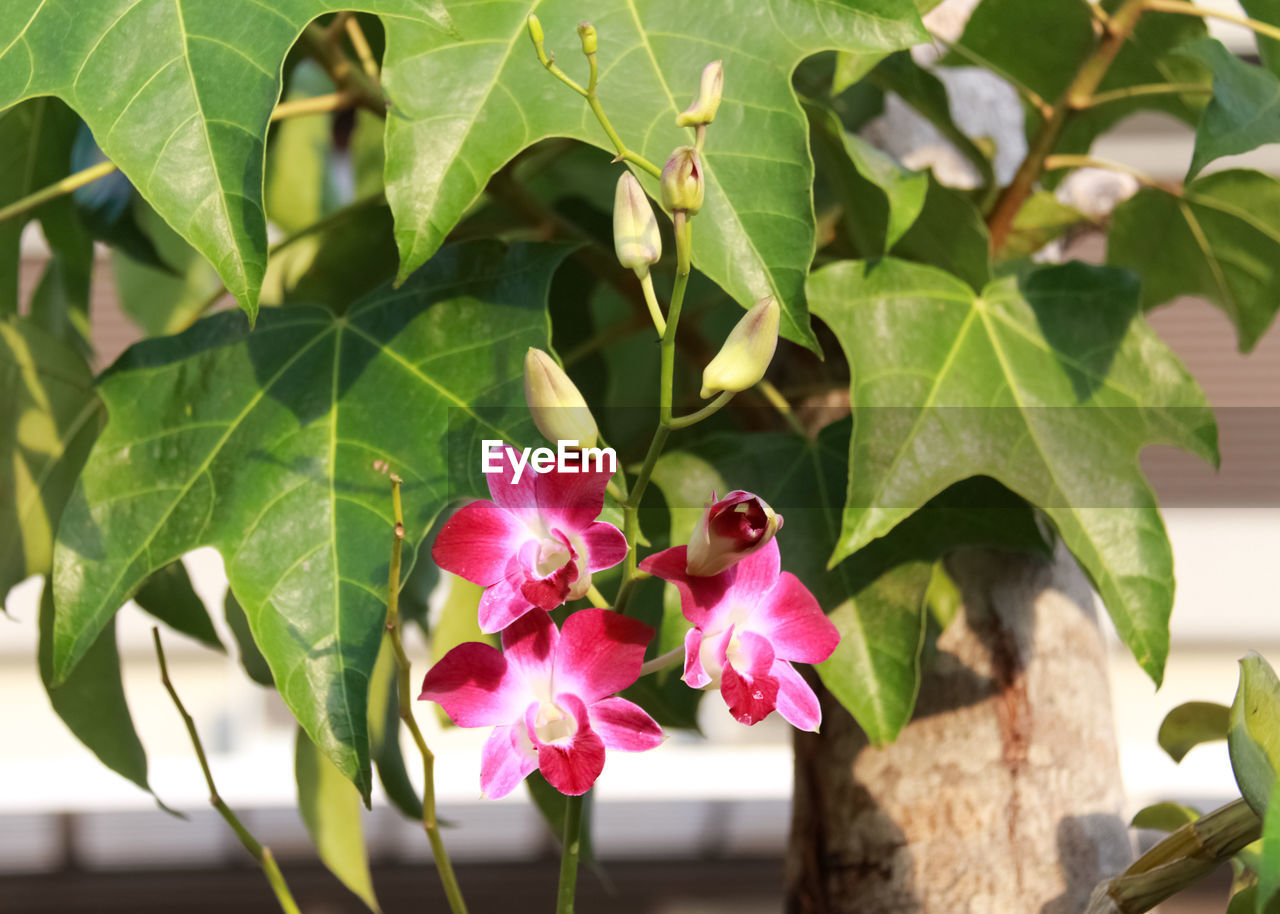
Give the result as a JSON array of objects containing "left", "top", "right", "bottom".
[{"left": 1158, "top": 700, "right": 1230, "bottom": 763}]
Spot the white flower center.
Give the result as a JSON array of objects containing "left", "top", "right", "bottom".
[
  {"left": 534, "top": 538, "right": 571, "bottom": 577},
  {"left": 533, "top": 700, "right": 578, "bottom": 745}
]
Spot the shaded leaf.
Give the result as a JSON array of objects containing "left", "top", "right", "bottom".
[
  {"left": 950, "top": 0, "right": 1093, "bottom": 102},
  {"left": 52, "top": 242, "right": 565, "bottom": 797},
  {"left": 368, "top": 634, "right": 420, "bottom": 820},
  {"left": 1002, "top": 190, "right": 1088, "bottom": 260},
  {"left": 134, "top": 559, "right": 223, "bottom": 651},
  {"left": 526, "top": 770, "right": 594, "bottom": 862},
  {"left": 809, "top": 258, "right": 1218, "bottom": 684},
  {"left": 224, "top": 589, "right": 274, "bottom": 687},
  {"left": 890, "top": 175, "right": 991, "bottom": 291},
  {"left": 265, "top": 61, "right": 340, "bottom": 234},
  {"left": 1131, "top": 801, "right": 1201, "bottom": 832},
  {"left": 381, "top": 0, "right": 928, "bottom": 350},
  {"left": 1158, "top": 700, "right": 1230, "bottom": 763},
  {"left": 70, "top": 123, "right": 168, "bottom": 271},
  {"left": 1177, "top": 39, "right": 1280, "bottom": 180},
  {"left": 1260, "top": 780, "right": 1280, "bottom": 914},
  {"left": 295, "top": 727, "right": 381, "bottom": 912},
  {"left": 1241, "top": 0, "right": 1280, "bottom": 78},
  {"left": 1108, "top": 170, "right": 1280, "bottom": 353}
]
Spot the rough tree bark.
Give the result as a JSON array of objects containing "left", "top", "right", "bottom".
[{"left": 786, "top": 547, "right": 1133, "bottom": 913}]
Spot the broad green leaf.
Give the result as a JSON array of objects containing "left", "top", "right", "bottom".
[
  {"left": 1131, "top": 801, "right": 1201, "bottom": 832},
  {"left": 1002, "top": 190, "right": 1087, "bottom": 260},
  {"left": 1158, "top": 700, "right": 1230, "bottom": 763},
  {"left": 806, "top": 102, "right": 927, "bottom": 255},
  {"left": 368, "top": 633, "right": 421, "bottom": 819},
  {"left": 1260, "top": 780, "right": 1280, "bottom": 914},
  {"left": 0, "top": 317, "right": 102, "bottom": 606},
  {"left": 950, "top": 0, "right": 1093, "bottom": 102},
  {"left": 134, "top": 560, "right": 223, "bottom": 652},
  {"left": 1108, "top": 170, "right": 1280, "bottom": 353},
  {"left": 37, "top": 583, "right": 151, "bottom": 796},
  {"left": 381, "top": 0, "right": 929, "bottom": 351},
  {"left": 0, "top": 1, "right": 451, "bottom": 325},
  {"left": 1177, "top": 39, "right": 1280, "bottom": 180},
  {"left": 1230, "top": 653, "right": 1280, "bottom": 818},
  {"left": 890, "top": 175, "right": 991, "bottom": 291},
  {"left": 224, "top": 589, "right": 274, "bottom": 687},
  {"left": 52, "top": 241, "right": 565, "bottom": 796},
  {"left": 1241, "top": 0, "right": 1280, "bottom": 78},
  {"left": 830, "top": 0, "right": 944, "bottom": 95},
  {"left": 70, "top": 123, "right": 169, "bottom": 272},
  {"left": 28, "top": 196, "right": 94, "bottom": 355},
  {"left": 295, "top": 727, "right": 381, "bottom": 913},
  {"left": 809, "top": 258, "right": 1218, "bottom": 684}
]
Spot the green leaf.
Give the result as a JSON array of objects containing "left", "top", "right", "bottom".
[
  {"left": 37, "top": 582, "right": 151, "bottom": 796},
  {"left": 526, "top": 770, "right": 594, "bottom": 862},
  {"left": 806, "top": 102, "right": 927, "bottom": 255},
  {"left": 52, "top": 241, "right": 565, "bottom": 797},
  {"left": 70, "top": 124, "right": 169, "bottom": 272},
  {"left": 1231, "top": 885, "right": 1260, "bottom": 914},
  {"left": 1108, "top": 170, "right": 1280, "bottom": 353},
  {"left": 295, "top": 726, "right": 381, "bottom": 913},
  {"left": 381, "top": 0, "right": 928, "bottom": 351},
  {"left": 1158, "top": 701, "right": 1230, "bottom": 763},
  {"left": 0, "top": 317, "right": 102, "bottom": 606},
  {"left": 368, "top": 634, "right": 421, "bottom": 820},
  {"left": 1002, "top": 191, "right": 1088, "bottom": 261},
  {"left": 809, "top": 258, "right": 1218, "bottom": 684},
  {"left": 0, "top": 1, "right": 451, "bottom": 325},
  {"left": 133, "top": 560, "right": 223, "bottom": 651},
  {"left": 1130, "top": 801, "right": 1201, "bottom": 832},
  {"left": 1230, "top": 653, "right": 1280, "bottom": 818},
  {"left": 831, "top": 0, "right": 944, "bottom": 94},
  {"left": 1177, "top": 39, "right": 1280, "bottom": 180},
  {"left": 1241, "top": 0, "right": 1280, "bottom": 78},
  {"left": 265, "top": 61, "right": 340, "bottom": 234},
  {"left": 950, "top": 0, "right": 1094, "bottom": 102},
  {"left": 1260, "top": 780, "right": 1280, "bottom": 914},
  {"left": 224, "top": 589, "right": 274, "bottom": 687},
  {"left": 890, "top": 175, "right": 991, "bottom": 291}
]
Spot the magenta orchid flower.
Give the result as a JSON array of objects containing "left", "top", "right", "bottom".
[
  {"left": 640, "top": 538, "right": 839, "bottom": 730},
  {"left": 685, "top": 489, "right": 783, "bottom": 576},
  {"left": 419, "top": 609, "right": 665, "bottom": 798},
  {"left": 431, "top": 447, "right": 626, "bottom": 633}
]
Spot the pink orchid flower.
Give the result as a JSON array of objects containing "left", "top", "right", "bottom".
[
  {"left": 431, "top": 447, "right": 626, "bottom": 633},
  {"left": 419, "top": 609, "right": 665, "bottom": 798},
  {"left": 640, "top": 538, "right": 839, "bottom": 730}
]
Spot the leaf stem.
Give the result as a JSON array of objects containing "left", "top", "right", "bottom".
[
  {"left": 386, "top": 475, "right": 470, "bottom": 914},
  {"left": 152, "top": 628, "right": 301, "bottom": 914},
  {"left": 555, "top": 794, "right": 586, "bottom": 914},
  {"left": 1078, "top": 81, "right": 1210, "bottom": 107},
  {"left": 1142, "top": 0, "right": 1280, "bottom": 43},
  {"left": 986, "top": 0, "right": 1148, "bottom": 253}
]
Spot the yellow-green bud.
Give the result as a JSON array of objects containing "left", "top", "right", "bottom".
[
  {"left": 613, "top": 172, "right": 661, "bottom": 277},
  {"left": 528, "top": 14, "right": 545, "bottom": 46},
  {"left": 1229, "top": 652, "right": 1280, "bottom": 816},
  {"left": 524, "top": 348, "right": 599, "bottom": 449},
  {"left": 700, "top": 297, "right": 780, "bottom": 398},
  {"left": 676, "top": 61, "right": 724, "bottom": 128},
  {"left": 660, "top": 146, "right": 704, "bottom": 214},
  {"left": 577, "top": 22, "right": 597, "bottom": 55}
]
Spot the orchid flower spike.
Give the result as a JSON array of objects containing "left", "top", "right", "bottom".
[
  {"left": 700, "top": 297, "right": 779, "bottom": 398},
  {"left": 686, "top": 490, "right": 783, "bottom": 576},
  {"left": 431, "top": 445, "right": 626, "bottom": 632},
  {"left": 524, "top": 348, "right": 599, "bottom": 449},
  {"left": 420, "top": 609, "right": 665, "bottom": 798},
  {"left": 640, "top": 538, "right": 838, "bottom": 730}
]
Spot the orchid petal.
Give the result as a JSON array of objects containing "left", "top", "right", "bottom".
[
  {"left": 580, "top": 522, "right": 628, "bottom": 572},
  {"left": 553, "top": 609, "right": 653, "bottom": 703},
  {"left": 683, "top": 627, "right": 711, "bottom": 689},
  {"left": 750, "top": 572, "right": 840, "bottom": 663},
  {"left": 588, "top": 697, "right": 665, "bottom": 751},
  {"left": 534, "top": 694, "right": 606, "bottom": 796},
  {"left": 639, "top": 546, "right": 732, "bottom": 629},
  {"left": 480, "top": 722, "right": 538, "bottom": 799},
  {"left": 419, "top": 642, "right": 527, "bottom": 727},
  {"left": 772, "top": 659, "right": 822, "bottom": 732},
  {"left": 477, "top": 574, "right": 536, "bottom": 634},
  {"left": 722, "top": 537, "right": 782, "bottom": 604},
  {"left": 501, "top": 610, "right": 559, "bottom": 696},
  {"left": 485, "top": 445, "right": 540, "bottom": 516},
  {"left": 431, "top": 500, "right": 529, "bottom": 585},
  {"left": 535, "top": 461, "right": 612, "bottom": 531},
  {"left": 720, "top": 661, "right": 779, "bottom": 726}
]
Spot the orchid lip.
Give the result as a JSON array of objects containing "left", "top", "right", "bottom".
[{"left": 532, "top": 699, "right": 579, "bottom": 745}]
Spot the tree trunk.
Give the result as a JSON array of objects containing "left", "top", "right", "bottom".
[{"left": 786, "top": 547, "right": 1133, "bottom": 913}]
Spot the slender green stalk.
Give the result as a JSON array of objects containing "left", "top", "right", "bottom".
[
  {"left": 344, "top": 16, "right": 380, "bottom": 79},
  {"left": 300, "top": 22, "right": 385, "bottom": 116},
  {"left": 639, "top": 272, "right": 666, "bottom": 336},
  {"left": 755, "top": 379, "right": 808, "bottom": 437},
  {"left": 556, "top": 794, "right": 586, "bottom": 914},
  {"left": 639, "top": 645, "right": 685, "bottom": 676},
  {"left": 1142, "top": 0, "right": 1280, "bottom": 43},
  {"left": 666, "top": 390, "right": 734, "bottom": 430},
  {"left": 1043, "top": 154, "right": 1168, "bottom": 189},
  {"left": 1080, "top": 81, "right": 1210, "bottom": 107},
  {"left": 152, "top": 629, "right": 301, "bottom": 914},
  {"left": 387, "top": 475, "right": 470, "bottom": 914},
  {"left": 586, "top": 584, "right": 610, "bottom": 607}
]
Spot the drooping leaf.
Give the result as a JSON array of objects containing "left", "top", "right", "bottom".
[
  {"left": 809, "top": 258, "right": 1218, "bottom": 684},
  {"left": 224, "top": 589, "right": 274, "bottom": 687},
  {"left": 1241, "top": 0, "right": 1280, "bottom": 78},
  {"left": 0, "top": 0, "right": 452, "bottom": 324},
  {"left": 37, "top": 582, "right": 151, "bottom": 796},
  {"left": 1230, "top": 653, "right": 1280, "bottom": 818},
  {"left": 133, "top": 559, "right": 223, "bottom": 652},
  {"left": 52, "top": 241, "right": 565, "bottom": 797},
  {"left": 368, "top": 633, "right": 420, "bottom": 820},
  {"left": 1158, "top": 701, "right": 1230, "bottom": 763},
  {"left": 295, "top": 726, "right": 381, "bottom": 913},
  {"left": 381, "top": 0, "right": 929, "bottom": 350},
  {"left": 70, "top": 123, "right": 169, "bottom": 272},
  {"left": 0, "top": 318, "right": 102, "bottom": 607},
  {"left": 1131, "top": 802, "right": 1201, "bottom": 832},
  {"left": 1108, "top": 170, "right": 1280, "bottom": 353},
  {"left": 890, "top": 175, "right": 991, "bottom": 291},
  {"left": 1176, "top": 39, "right": 1280, "bottom": 180}
]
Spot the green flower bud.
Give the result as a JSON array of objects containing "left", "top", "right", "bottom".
[
  {"left": 577, "top": 21, "right": 597, "bottom": 55},
  {"left": 676, "top": 61, "right": 724, "bottom": 128},
  {"left": 613, "top": 172, "right": 662, "bottom": 277},
  {"left": 660, "top": 145, "right": 704, "bottom": 214},
  {"left": 700, "top": 297, "right": 779, "bottom": 398},
  {"left": 527, "top": 14, "right": 545, "bottom": 46},
  {"left": 524, "top": 348, "right": 599, "bottom": 449}
]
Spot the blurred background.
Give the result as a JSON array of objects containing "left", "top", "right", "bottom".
[{"left": 4, "top": 2, "right": 1280, "bottom": 911}]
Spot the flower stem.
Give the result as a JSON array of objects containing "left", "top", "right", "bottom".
[
  {"left": 1142, "top": 0, "right": 1280, "bottom": 43},
  {"left": 344, "top": 16, "right": 380, "bottom": 80},
  {"left": 666, "top": 390, "right": 733, "bottom": 430},
  {"left": 755, "top": 380, "right": 808, "bottom": 437},
  {"left": 555, "top": 794, "right": 586, "bottom": 914},
  {"left": 639, "top": 272, "right": 666, "bottom": 336},
  {"left": 1078, "top": 81, "right": 1210, "bottom": 107},
  {"left": 586, "top": 584, "right": 610, "bottom": 608},
  {"left": 387, "top": 475, "right": 469, "bottom": 914},
  {"left": 152, "top": 629, "right": 301, "bottom": 914},
  {"left": 639, "top": 645, "right": 686, "bottom": 676}
]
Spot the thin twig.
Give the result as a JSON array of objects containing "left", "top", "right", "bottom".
[
  {"left": 755, "top": 379, "right": 808, "bottom": 437},
  {"left": 152, "top": 629, "right": 301, "bottom": 914},
  {"left": 1143, "top": 0, "right": 1280, "bottom": 44},
  {"left": 345, "top": 16, "right": 380, "bottom": 80},
  {"left": 1079, "top": 81, "right": 1210, "bottom": 107},
  {"left": 1043, "top": 153, "right": 1172, "bottom": 190}
]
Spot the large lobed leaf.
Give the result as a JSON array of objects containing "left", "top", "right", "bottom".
[
  {"left": 52, "top": 241, "right": 563, "bottom": 796},
  {"left": 380, "top": 0, "right": 928, "bottom": 350},
  {"left": 809, "top": 258, "right": 1218, "bottom": 684},
  {"left": 0, "top": 0, "right": 450, "bottom": 325}
]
